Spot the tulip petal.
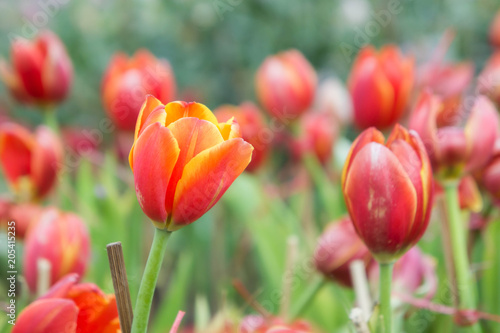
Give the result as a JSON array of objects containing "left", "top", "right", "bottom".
[
  {"left": 165, "top": 118, "right": 225, "bottom": 213},
  {"left": 218, "top": 117, "right": 242, "bottom": 140},
  {"left": 164, "top": 101, "right": 219, "bottom": 128},
  {"left": 344, "top": 142, "right": 417, "bottom": 260},
  {"left": 0, "top": 123, "right": 34, "bottom": 186},
  {"left": 170, "top": 138, "right": 253, "bottom": 229},
  {"left": 31, "top": 126, "right": 62, "bottom": 198},
  {"left": 11, "top": 38, "right": 45, "bottom": 100},
  {"left": 132, "top": 122, "right": 180, "bottom": 225},
  {"left": 134, "top": 95, "right": 164, "bottom": 141},
  {"left": 464, "top": 96, "right": 499, "bottom": 172},
  {"left": 12, "top": 299, "right": 78, "bottom": 333}
]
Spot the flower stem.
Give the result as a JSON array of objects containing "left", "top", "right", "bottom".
[
  {"left": 443, "top": 182, "right": 482, "bottom": 333},
  {"left": 288, "top": 276, "right": 326, "bottom": 320},
  {"left": 131, "top": 228, "right": 172, "bottom": 333},
  {"left": 42, "top": 105, "right": 59, "bottom": 133},
  {"left": 378, "top": 262, "right": 393, "bottom": 333}
]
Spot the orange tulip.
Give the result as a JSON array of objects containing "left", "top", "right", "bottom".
[
  {"left": 215, "top": 102, "right": 270, "bottom": 172},
  {"left": 129, "top": 96, "right": 253, "bottom": 230},
  {"left": 342, "top": 125, "right": 433, "bottom": 262},
  {"left": 0, "top": 123, "right": 62, "bottom": 201},
  {"left": 14, "top": 273, "right": 120, "bottom": 333},
  {"left": 24, "top": 208, "right": 90, "bottom": 293},
  {"left": 348, "top": 45, "right": 414, "bottom": 130},
  {"left": 255, "top": 49, "right": 317, "bottom": 122},
  {"left": 0, "top": 30, "right": 72, "bottom": 106},
  {"left": 102, "top": 49, "right": 176, "bottom": 131}
]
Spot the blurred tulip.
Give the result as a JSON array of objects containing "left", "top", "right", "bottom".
[
  {"left": 409, "top": 92, "right": 499, "bottom": 180},
  {"left": 240, "top": 316, "right": 311, "bottom": 333},
  {"left": 215, "top": 102, "right": 270, "bottom": 172},
  {"left": 490, "top": 11, "right": 500, "bottom": 48},
  {"left": 293, "top": 111, "right": 337, "bottom": 165},
  {"left": 102, "top": 49, "right": 176, "bottom": 131},
  {"left": 14, "top": 273, "right": 120, "bottom": 333},
  {"left": 0, "top": 201, "right": 42, "bottom": 238},
  {"left": 479, "top": 138, "right": 500, "bottom": 205},
  {"left": 369, "top": 247, "right": 437, "bottom": 298},
  {"left": 0, "top": 123, "right": 62, "bottom": 201},
  {"left": 315, "top": 77, "right": 353, "bottom": 127},
  {"left": 24, "top": 208, "right": 90, "bottom": 293},
  {"left": 314, "top": 217, "right": 372, "bottom": 287},
  {"left": 0, "top": 30, "right": 72, "bottom": 106},
  {"left": 434, "top": 176, "right": 483, "bottom": 213},
  {"left": 115, "top": 130, "right": 135, "bottom": 162},
  {"left": 478, "top": 51, "right": 500, "bottom": 106},
  {"left": 129, "top": 96, "right": 253, "bottom": 230},
  {"left": 255, "top": 49, "right": 317, "bottom": 122},
  {"left": 348, "top": 45, "right": 414, "bottom": 130},
  {"left": 62, "top": 126, "right": 100, "bottom": 159},
  {"left": 341, "top": 125, "right": 433, "bottom": 262}
]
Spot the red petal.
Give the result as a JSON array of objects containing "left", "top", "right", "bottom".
[
  {"left": 0, "top": 123, "right": 34, "bottom": 186},
  {"left": 12, "top": 299, "right": 78, "bottom": 333}
]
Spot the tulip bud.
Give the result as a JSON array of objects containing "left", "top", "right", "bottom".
[
  {"left": 23, "top": 208, "right": 90, "bottom": 293},
  {"left": 293, "top": 111, "right": 337, "bottom": 165},
  {"left": 0, "top": 30, "right": 72, "bottom": 107},
  {"left": 0, "top": 123, "right": 62, "bottom": 201},
  {"left": 341, "top": 125, "right": 434, "bottom": 262},
  {"left": 255, "top": 49, "right": 317, "bottom": 122},
  {"left": 490, "top": 11, "right": 500, "bottom": 48},
  {"left": 410, "top": 92, "right": 499, "bottom": 180},
  {"left": 102, "top": 49, "right": 176, "bottom": 131},
  {"left": 478, "top": 51, "right": 500, "bottom": 106},
  {"left": 314, "top": 217, "right": 372, "bottom": 287},
  {"left": 315, "top": 77, "right": 353, "bottom": 127},
  {"left": 348, "top": 45, "right": 414, "bottom": 130},
  {"left": 215, "top": 102, "right": 270, "bottom": 172},
  {"left": 130, "top": 96, "right": 253, "bottom": 230},
  {"left": 14, "top": 273, "right": 120, "bottom": 333}
]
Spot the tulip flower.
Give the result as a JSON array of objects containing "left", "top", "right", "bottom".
[
  {"left": 293, "top": 111, "right": 337, "bottom": 165},
  {"left": 0, "top": 30, "right": 72, "bottom": 107},
  {"left": 255, "top": 49, "right": 317, "bottom": 122},
  {"left": 315, "top": 77, "right": 353, "bottom": 127},
  {"left": 240, "top": 315, "right": 312, "bottom": 333},
  {"left": 409, "top": 92, "right": 499, "bottom": 181},
  {"left": 478, "top": 51, "right": 500, "bottom": 107},
  {"left": 0, "top": 200, "right": 42, "bottom": 239},
  {"left": 314, "top": 217, "right": 372, "bottom": 287},
  {"left": 14, "top": 273, "right": 120, "bottom": 333},
  {"left": 24, "top": 208, "right": 90, "bottom": 293},
  {"left": 479, "top": 138, "right": 500, "bottom": 205},
  {"left": 342, "top": 125, "right": 433, "bottom": 262},
  {"left": 348, "top": 45, "right": 414, "bottom": 130},
  {"left": 129, "top": 96, "right": 253, "bottom": 230},
  {"left": 0, "top": 123, "right": 62, "bottom": 201},
  {"left": 490, "top": 10, "right": 500, "bottom": 47},
  {"left": 102, "top": 49, "right": 176, "bottom": 131},
  {"left": 215, "top": 102, "right": 270, "bottom": 172}
]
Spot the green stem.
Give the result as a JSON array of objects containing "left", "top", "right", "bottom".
[
  {"left": 443, "top": 182, "right": 482, "bottom": 333},
  {"left": 42, "top": 106, "right": 59, "bottom": 133},
  {"left": 378, "top": 262, "right": 393, "bottom": 333},
  {"left": 288, "top": 276, "right": 326, "bottom": 320},
  {"left": 131, "top": 228, "right": 172, "bottom": 333}
]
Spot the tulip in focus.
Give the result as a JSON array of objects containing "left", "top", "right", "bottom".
[
  {"left": 348, "top": 45, "right": 414, "bottom": 130},
  {"left": 129, "top": 96, "right": 253, "bottom": 230},
  {"left": 478, "top": 51, "right": 500, "bottom": 107},
  {"left": 255, "top": 49, "right": 317, "bottom": 122},
  {"left": 0, "top": 123, "right": 62, "bottom": 201},
  {"left": 0, "top": 30, "right": 73, "bottom": 106},
  {"left": 102, "top": 49, "right": 176, "bottom": 131},
  {"left": 13, "top": 273, "right": 120, "bottom": 333},
  {"left": 409, "top": 92, "right": 499, "bottom": 181},
  {"left": 293, "top": 111, "right": 337, "bottom": 165},
  {"left": 215, "top": 102, "right": 270, "bottom": 172},
  {"left": 341, "top": 124, "right": 433, "bottom": 262},
  {"left": 314, "top": 217, "right": 372, "bottom": 287},
  {"left": 24, "top": 208, "right": 90, "bottom": 293},
  {"left": 490, "top": 11, "right": 500, "bottom": 48}
]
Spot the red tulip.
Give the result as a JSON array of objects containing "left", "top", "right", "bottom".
[
  {"left": 0, "top": 123, "right": 62, "bottom": 201},
  {"left": 478, "top": 138, "right": 500, "bottom": 205},
  {"left": 293, "top": 111, "right": 337, "bottom": 165},
  {"left": 490, "top": 11, "right": 500, "bottom": 48},
  {"left": 348, "top": 45, "right": 414, "bottom": 130},
  {"left": 14, "top": 273, "right": 120, "bottom": 333},
  {"left": 62, "top": 126, "right": 101, "bottom": 158},
  {"left": 0, "top": 30, "right": 72, "bottom": 106},
  {"left": 255, "top": 49, "right": 317, "bottom": 122},
  {"left": 314, "top": 217, "right": 372, "bottom": 287},
  {"left": 341, "top": 125, "right": 434, "bottom": 262},
  {"left": 129, "top": 96, "right": 253, "bottom": 230},
  {"left": 102, "top": 49, "right": 176, "bottom": 131},
  {"left": 24, "top": 208, "right": 90, "bottom": 293},
  {"left": 478, "top": 51, "right": 500, "bottom": 106},
  {"left": 409, "top": 92, "right": 499, "bottom": 180},
  {"left": 215, "top": 102, "right": 270, "bottom": 172}
]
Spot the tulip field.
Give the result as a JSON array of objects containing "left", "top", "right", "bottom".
[{"left": 2, "top": 1, "right": 500, "bottom": 332}]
